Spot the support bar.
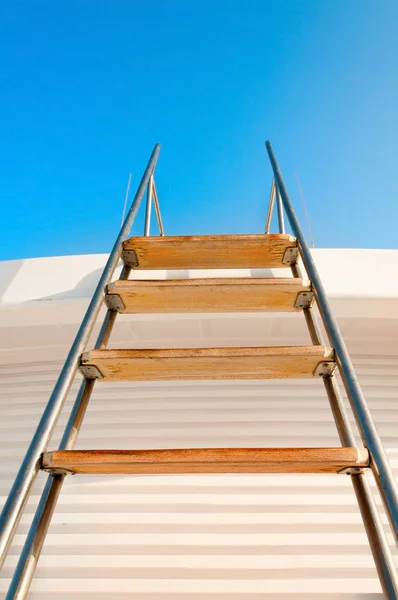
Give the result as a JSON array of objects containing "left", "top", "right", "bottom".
[
  {"left": 276, "top": 186, "right": 285, "bottom": 234},
  {"left": 144, "top": 174, "right": 154, "bottom": 236},
  {"left": 152, "top": 178, "right": 165, "bottom": 236},
  {"left": 0, "top": 144, "right": 161, "bottom": 568},
  {"left": 264, "top": 180, "right": 276, "bottom": 234},
  {"left": 266, "top": 140, "right": 398, "bottom": 545}
]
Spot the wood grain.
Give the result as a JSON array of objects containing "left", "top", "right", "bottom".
[
  {"left": 42, "top": 447, "right": 369, "bottom": 475},
  {"left": 106, "top": 278, "right": 311, "bottom": 313},
  {"left": 80, "top": 346, "right": 335, "bottom": 381},
  {"left": 122, "top": 234, "right": 297, "bottom": 269}
]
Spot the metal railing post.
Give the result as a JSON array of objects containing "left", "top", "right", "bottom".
[
  {"left": 276, "top": 186, "right": 285, "bottom": 234},
  {"left": 152, "top": 178, "right": 165, "bottom": 236},
  {"left": 264, "top": 180, "right": 276, "bottom": 234},
  {"left": 265, "top": 140, "right": 398, "bottom": 545},
  {"left": 144, "top": 174, "right": 154, "bottom": 236},
  {"left": 0, "top": 144, "right": 160, "bottom": 568}
]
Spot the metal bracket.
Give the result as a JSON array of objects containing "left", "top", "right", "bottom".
[
  {"left": 338, "top": 466, "right": 368, "bottom": 475},
  {"left": 294, "top": 291, "right": 314, "bottom": 309},
  {"left": 282, "top": 247, "right": 299, "bottom": 265},
  {"left": 44, "top": 467, "right": 75, "bottom": 476},
  {"left": 105, "top": 293, "right": 126, "bottom": 312},
  {"left": 122, "top": 249, "right": 138, "bottom": 268},
  {"left": 79, "top": 365, "right": 104, "bottom": 380},
  {"left": 313, "top": 361, "right": 336, "bottom": 377}
]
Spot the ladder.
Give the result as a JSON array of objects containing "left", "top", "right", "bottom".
[{"left": 1, "top": 142, "right": 397, "bottom": 598}]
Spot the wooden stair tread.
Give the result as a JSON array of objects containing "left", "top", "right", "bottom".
[
  {"left": 122, "top": 234, "right": 297, "bottom": 269},
  {"left": 106, "top": 278, "right": 312, "bottom": 313},
  {"left": 80, "top": 346, "right": 335, "bottom": 381},
  {"left": 42, "top": 447, "right": 369, "bottom": 475}
]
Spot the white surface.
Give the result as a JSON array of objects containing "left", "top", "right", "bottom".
[
  {"left": 0, "top": 250, "right": 397, "bottom": 599},
  {"left": 2, "top": 249, "right": 398, "bottom": 305},
  {"left": 1, "top": 355, "right": 397, "bottom": 599}
]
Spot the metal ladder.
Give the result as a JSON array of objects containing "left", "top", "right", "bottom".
[{"left": 1, "top": 142, "right": 397, "bottom": 598}]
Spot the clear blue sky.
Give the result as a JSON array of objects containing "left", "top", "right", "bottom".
[{"left": 1, "top": 1, "right": 397, "bottom": 260}]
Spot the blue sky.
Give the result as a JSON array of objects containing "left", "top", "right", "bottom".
[{"left": 1, "top": 1, "right": 397, "bottom": 260}]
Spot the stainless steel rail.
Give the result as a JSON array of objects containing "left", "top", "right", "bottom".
[
  {"left": 266, "top": 140, "right": 398, "bottom": 548},
  {"left": 6, "top": 267, "right": 132, "bottom": 599},
  {"left": 291, "top": 263, "right": 398, "bottom": 598},
  {"left": 0, "top": 144, "right": 161, "bottom": 568}
]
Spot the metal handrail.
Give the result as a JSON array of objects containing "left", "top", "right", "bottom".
[
  {"left": 0, "top": 143, "right": 161, "bottom": 569},
  {"left": 6, "top": 267, "right": 132, "bottom": 598},
  {"left": 291, "top": 261, "right": 398, "bottom": 598},
  {"left": 265, "top": 140, "right": 398, "bottom": 547},
  {"left": 269, "top": 143, "right": 398, "bottom": 596}
]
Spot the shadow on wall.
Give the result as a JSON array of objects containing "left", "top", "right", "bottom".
[
  {"left": 0, "top": 259, "right": 24, "bottom": 302},
  {"left": 39, "top": 267, "right": 106, "bottom": 301},
  {"left": 39, "top": 266, "right": 277, "bottom": 301},
  {"left": 40, "top": 265, "right": 192, "bottom": 301},
  {"left": 2, "top": 260, "right": 279, "bottom": 305}
]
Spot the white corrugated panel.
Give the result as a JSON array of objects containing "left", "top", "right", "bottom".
[
  {"left": 1, "top": 251, "right": 397, "bottom": 599},
  {"left": 1, "top": 351, "right": 397, "bottom": 599}
]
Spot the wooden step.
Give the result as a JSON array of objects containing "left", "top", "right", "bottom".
[
  {"left": 42, "top": 447, "right": 369, "bottom": 475},
  {"left": 79, "top": 346, "right": 335, "bottom": 381},
  {"left": 122, "top": 234, "right": 298, "bottom": 269},
  {"left": 105, "top": 278, "right": 312, "bottom": 313}
]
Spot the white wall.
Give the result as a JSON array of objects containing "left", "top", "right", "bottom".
[
  {"left": 1, "top": 354, "right": 397, "bottom": 599},
  {"left": 0, "top": 252, "right": 397, "bottom": 599},
  {"left": 2, "top": 249, "right": 398, "bottom": 306}
]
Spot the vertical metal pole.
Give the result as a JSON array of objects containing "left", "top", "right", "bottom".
[
  {"left": 0, "top": 144, "right": 160, "bottom": 567},
  {"left": 265, "top": 140, "right": 398, "bottom": 543},
  {"left": 292, "top": 262, "right": 398, "bottom": 598},
  {"left": 152, "top": 179, "right": 165, "bottom": 236},
  {"left": 6, "top": 267, "right": 132, "bottom": 599},
  {"left": 121, "top": 172, "right": 132, "bottom": 226},
  {"left": 144, "top": 174, "right": 153, "bottom": 236},
  {"left": 264, "top": 180, "right": 276, "bottom": 234},
  {"left": 276, "top": 186, "right": 285, "bottom": 234}
]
